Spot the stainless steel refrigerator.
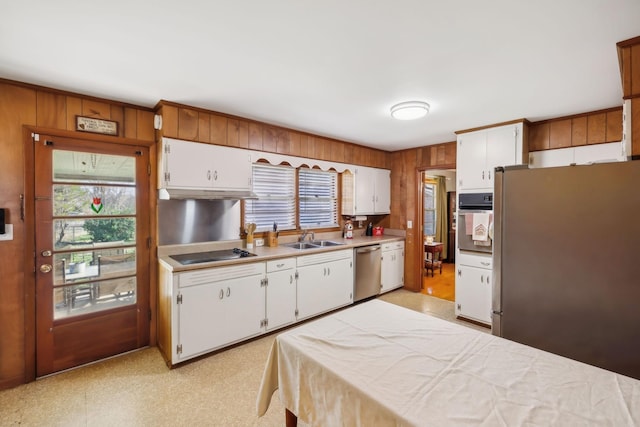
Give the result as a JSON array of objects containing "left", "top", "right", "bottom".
[{"left": 493, "top": 160, "right": 640, "bottom": 380}]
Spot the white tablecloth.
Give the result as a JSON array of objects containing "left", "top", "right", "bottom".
[{"left": 257, "top": 299, "right": 640, "bottom": 426}]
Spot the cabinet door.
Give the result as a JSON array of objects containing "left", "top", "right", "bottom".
[
  {"left": 210, "top": 145, "right": 253, "bottom": 191},
  {"left": 266, "top": 268, "right": 297, "bottom": 330},
  {"left": 177, "top": 273, "right": 264, "bottom": 359},
  {"left": 455, "top": 264, "right": 491, "bottom": 324},
  {"left": 485, "top": 125, "right": 518, "bottom": 188},
  {"left": 373, "top": 169, "right": 391, "bottom": 214},
  {"left": 354, "top": 167, "right": 375, "bottom": 214},
  {"left": 457, "top": 131, "right": 487, "bottom": 190},
  {"left": 297, "top": 258, "right": 353, "bottom": 321},
  {"left": 165, "top": 139, "right": 215, "bottom": 188}
]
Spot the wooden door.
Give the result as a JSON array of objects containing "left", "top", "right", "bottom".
[{"left": 34, "top": 134, "right": 150, "bottom": 376}]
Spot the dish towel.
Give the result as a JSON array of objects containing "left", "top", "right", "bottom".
[{"left": 472, "top": 213, "right": 490, "bottom": 241}]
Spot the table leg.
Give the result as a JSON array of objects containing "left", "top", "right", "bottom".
[{"left": 285, "top": 409, "right": 298, "bottom": 427}]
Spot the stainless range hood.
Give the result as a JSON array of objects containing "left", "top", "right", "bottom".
[{"left": 158, "top": 188, "right": 258, "bottom": 200}]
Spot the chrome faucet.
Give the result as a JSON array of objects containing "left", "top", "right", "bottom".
[{"left": 298, "top": 230, "right": 315, "bottom": 242}]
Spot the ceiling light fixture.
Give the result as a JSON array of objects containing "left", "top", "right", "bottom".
[{"left": 390, "top": 101, "right": 430, "bottom": 120}]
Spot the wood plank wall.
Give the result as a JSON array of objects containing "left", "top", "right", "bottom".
[
  {"left": 618, "top": 36, "right": 640, "bottom": 156},
  {"left": 389, "top": 142, "right": 456, "bottom": 292},
  {"left": 528, "top": 107, "right": 623, "bottom": 151},
  {"left": 156, "top": 101, "right": 390, "bottom": 169},
  {"left": 0, "top": 79, "right": 154, "bottom": 389}
]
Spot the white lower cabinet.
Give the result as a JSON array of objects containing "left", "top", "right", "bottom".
[
  {"left": 296, "top": 249, "right": 354, "bottom": 321},
  {"left": 455, "top": 253, "right": 492, "bottom": 325},
  {"left": 381, "top": 241, "right": 404, "bottom": 293},
  {"left": 173, "top": 262, "right": 265, "bottom": 362},
  {"left": 265, "top": 258, "right": 297, "bottom": 331}
]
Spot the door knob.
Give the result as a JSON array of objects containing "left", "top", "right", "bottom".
[{"left": 40, "top": 264, "right": 52, "bottom": 273}]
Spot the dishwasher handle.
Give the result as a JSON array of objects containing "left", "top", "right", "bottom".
[{"left": 356, "top": 246, "right": 381, "bottom": 254}]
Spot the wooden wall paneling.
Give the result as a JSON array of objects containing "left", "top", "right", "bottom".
[
  {"left": 197, "top": 112, "right": 210, "bottom": 143},
  {"left": 606, "top": 109, "right": 623, "bottom": 142},
  {"left": 352, "top": 145, "right": 365, "bottom": 165},
  {"left": 123, "top": 108, "right": 138, "bottom": 139},
  {"left": 82, "top": 99, "right": 111, "bottom": 119},
  {"left": 65, "top": 96, "right": 82, "bottom": 131},
  {"left": 587, "top": 113, "right": 606, "bottom": 144},
  {"left": 633, "top": 98, "right": 640, "bottom": 156},
  {"left": 136, "top": 110, "right": 155, "bottom": 142},
  {"left": 288, "top": 131, "right": 301, "bottom": 156},
  {"left": 161, "top": 105, "right": 178, "bottom": 138},
  {"left": 276, "top": 129, "right": 291, "bottom": 154},
  {"left": 248, "top": 122, "right": 263, "bottom": 150},
  {"left": 416, "top": 147, "right": 428, "bottom": 168},
  {"left": 571, "top": 116, "right": 587, "bottom": 146},
  {"left": 109, "top": 105, "right": 125, "bottom": 137},
  {"left": 227, "top": 119, "right": 240, "bottom": 147},
  {"left": 528, "top": 122, "right": 549, "bottom": 151},
  {"left": 330, "top": 140, "right": 344, "bottom": 163},
  {"left": 444, "top": 142, "right": 456, "bottom": 164},
  {"left": 632, "top": 44, "right": 640, "bottom": 96},
  {"left": 262, "top": 126, "right": 277, "bottom": 153},
  {"left": 36, "top": 91, "right": 66, "bottom": 129},
  {"left": 237, "top": 120, "right": 249, "bottom": 148},
  {"left": 314, "top": 137, "right": 327, "bottom": 161},
  {"left": 0, "top": 83, "right": 37, "bottom": 388},
  {"left": 299, "top": 134, "right": 310, "bottom": 158},
  {"left": 178, "top": 108, "right": 198, "bottom": 141},
  {"left": 549, "top": 119, "right": 572, "bottom": 149},
  {"left": 342, "top": 140, "right": 353, "bottom": 164},
  {"left": 210, "top": 114, "right": 227, "bottom": 145}
]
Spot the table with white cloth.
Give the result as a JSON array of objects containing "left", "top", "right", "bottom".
[{"left": 257, "top": 299, "right": 640, "bottom": 426}]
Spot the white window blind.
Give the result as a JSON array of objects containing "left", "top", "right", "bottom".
[
  {"left": 299, "top": 168, "right": 338, "bottom": 229},
  {"left": 423, "top": 183, "right": 436, "bottom": 236},
  {"left": 245, "top": 164, "right": 296, "bottom": 232}
]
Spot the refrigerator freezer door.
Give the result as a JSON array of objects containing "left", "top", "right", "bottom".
[{"left": 496, "top": 161, "right": 640, "bottom": 379}]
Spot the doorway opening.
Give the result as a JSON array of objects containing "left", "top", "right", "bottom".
[{"left": 420, "top": 169, "right": 456, "bottom": 301}]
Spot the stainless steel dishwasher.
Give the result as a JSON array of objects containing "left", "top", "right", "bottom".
[{"left": 354, "top": 244, "right": 381, "bottom": 302}]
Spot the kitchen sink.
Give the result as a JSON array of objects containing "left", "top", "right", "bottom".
[
  {"left": 283, "top": 240, "right": 346, "bottom": 250},
  {"left": 310, "top": 240, "right": 345, "bottom": 247},
  {"left": 284, "top": 242, "right": 319, "bottom": 250}
]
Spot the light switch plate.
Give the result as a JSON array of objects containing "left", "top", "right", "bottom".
[
  {"left": 407, "top": 220, "right": 412, "bottom": 229},
  {"left": 254, "top": 238, "right": 264, "bottom": 247},
  {"left": 0, "top": 224, "right": 13, "bottom": 241}
]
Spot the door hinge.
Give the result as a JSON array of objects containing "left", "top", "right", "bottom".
[
  {"left": 295, "top": 308, "right": 299, "bottom": 317},
  {"left": 260, "top": 278, "right": 268, "bottom": 287},
  {"left": 260, "top": 318, "right": 269, "bottom": 328},
  {"left": 165, "top": 144, "right": 170, "bottom": 154},
  {"left": 147, "top": 237, "right": 152, "bottom": 249},
  {"left": 177, "top": 344, "right": 182, "bottom": 355},
  {"left": 294, "top": 271, "right": 299, "bottom": 280},
  {"left": 165, "top": 172, "right": 170, "bottom": 182},
  {"left": 177, "top": 293, "right": 183, "bottom": 304},
  {"left": 148, "top": 308, "right": 152, "bottom": 321},
  {"left": 147, "top": 163, "right": 151, "bottom": 176}
]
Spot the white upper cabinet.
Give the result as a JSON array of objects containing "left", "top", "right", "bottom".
[
  {"left": 457, "top": 123, "right": 524, "bottom": 191},
  {"left": 529, "top": 142, "right": 624, "bottom": 168},
  {"left": 160, "top": 138, "right": 252, "bottom": 191},
  {"left": 342, "top": 167, "right": 391, "bottom": 215}
]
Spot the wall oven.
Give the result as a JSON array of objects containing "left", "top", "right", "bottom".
[{"left": 457, "top": 192, "right": 493, "bottom": 254}]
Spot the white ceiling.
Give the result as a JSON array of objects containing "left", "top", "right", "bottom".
[{"left": 1, "top": 1, "right": 639, "bottom": 151}]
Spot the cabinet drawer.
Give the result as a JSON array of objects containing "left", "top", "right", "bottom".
[
  {"left": 457, "top": 252, "right": 492, "bottom": 269},
  {"left": 382, "top": 241, "right": 404, "bottom": 252},
  {"left": 266, "top": 258, "right": 295, "bottom": 273},
  {"left": 178, "top": 262, "right": 265, "bottom": 287},
  {"left": 297, "top": 249, "right": 352, "bottom": 267}
]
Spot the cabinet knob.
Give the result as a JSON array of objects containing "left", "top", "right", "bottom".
[
  {"left": 207, "top": 170, "right": 212, "bottom": 181},
  {"left": 226, "top": 287, "right": 231, "bottom": 297},
  {"left": 219, "top": 289, "right": 224, "bottom": 299}
]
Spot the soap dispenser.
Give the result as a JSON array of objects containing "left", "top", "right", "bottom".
[{"left": 365, "top": 222, "right": 373, "bottom": 236}]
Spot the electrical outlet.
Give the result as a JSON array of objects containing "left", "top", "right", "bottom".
[{"left": 254, "top": 238, "right": 264, "bottom": 247}]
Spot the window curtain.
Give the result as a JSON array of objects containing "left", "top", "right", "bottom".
[{"left": 434, "top": 176, "right": 448, "bottom": 260}]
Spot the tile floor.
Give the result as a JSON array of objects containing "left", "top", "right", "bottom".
[{"left": 0, "top": 289, "right": 488, "bottom": 426}]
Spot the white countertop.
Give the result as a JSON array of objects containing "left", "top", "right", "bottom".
[{"left": 158, "top": 231, "right": 404, "bottom": 272}]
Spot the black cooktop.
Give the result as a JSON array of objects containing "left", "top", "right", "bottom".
[{"left": 170, "top": 248, "right": 257, "bottom": 265}]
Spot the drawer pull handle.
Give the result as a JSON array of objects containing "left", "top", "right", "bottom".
[
  {"left": 277, "top": 263, "right": 285, "bottom": 268},
  {"left": 481, "top": 261, "right": 490, "bottom": 266},
  {"left": 226, "top": 287, "right": 231, "bottom": 297},
  {"left": 219, "top": 289, "right": 224, "bottom": 299}
]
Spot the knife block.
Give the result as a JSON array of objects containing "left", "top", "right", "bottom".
[{"left": 266, "top": 231, "right": 278, "bottom": 247}]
